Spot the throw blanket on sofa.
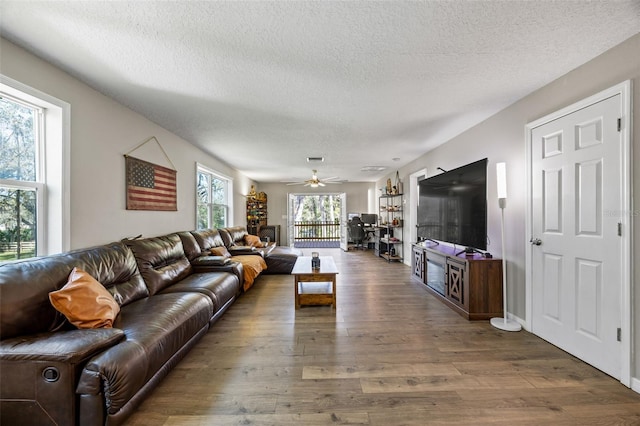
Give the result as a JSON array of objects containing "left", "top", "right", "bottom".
[{"left": 232, "top": 255, "right": 267, "bottom": 291}]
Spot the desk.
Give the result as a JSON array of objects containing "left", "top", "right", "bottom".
[
  {"left": 364, "top": 227, "right": 376, "bottom": 243},
  {"left": 291, "top": 256, "right": 338, "bottom": 309}
]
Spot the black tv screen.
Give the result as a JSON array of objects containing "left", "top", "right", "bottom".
[{"left": 417, "top": 158, "right": 488, "bottom": 250}]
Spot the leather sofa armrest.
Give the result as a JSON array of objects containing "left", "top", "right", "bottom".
[
  {"left": 228, "top": 246, "right": 260, "bottom": 256},
  {"left": 1, "top": 329, "right": 124, "bottom": 426},
  {"left": 191, "top": 261, "right": 244, "bottom": 290},
  {"left": 191, "top": 255, "right": 231, "bottom": 267},
  {"left": 0, "top": 328, "right": 125, "bottom": 364},
  {"left": 259, "top": 244, "right": 275, "bottom": 256}
]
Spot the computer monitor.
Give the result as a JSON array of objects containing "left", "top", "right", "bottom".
[
  {"left": 347, "top": 212, "right": 360, "bottom": 221},
  {"left": 360, "top": 213, "right": 377, "bottom": 225}
]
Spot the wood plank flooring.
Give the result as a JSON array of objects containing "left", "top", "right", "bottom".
[{"left": 125, "top": 248, "right": 640, "bottom": 425}]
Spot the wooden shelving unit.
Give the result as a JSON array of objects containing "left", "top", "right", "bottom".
[
  {"left": 376, "top": 193, "right": 403, "bottom": 263},
  {"left": 246, "top": 191, "right": 267, "bottom": 235}
]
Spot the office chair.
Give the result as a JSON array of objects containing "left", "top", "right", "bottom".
[{"left": 348, "top": 217, "right": 366, "bottom": 250}]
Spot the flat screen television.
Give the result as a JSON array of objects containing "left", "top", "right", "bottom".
[{"left": 417, "top": 158, "right": 488, "bottom": 251}]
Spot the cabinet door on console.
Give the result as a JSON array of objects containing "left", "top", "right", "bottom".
[
  {"left": 446, "top": 258, "right": 468, "bottom": 310},
  {"left": 412, "top": 246, "right": 425, "bottom": 282}
]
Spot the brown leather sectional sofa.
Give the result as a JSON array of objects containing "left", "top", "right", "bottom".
[
  {"left": 196, "top": 226, "right": 303, "bottom": 274},
  {"left": 0, "top": 226, "right": 301, "bottom": 426}
]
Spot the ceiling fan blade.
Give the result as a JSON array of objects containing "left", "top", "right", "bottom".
[
  {"left": 286, "top": 182, "right": 304, "bottom": 185},
  {"left": 318, "top": 182, "right": 326, "bottom": 187}
]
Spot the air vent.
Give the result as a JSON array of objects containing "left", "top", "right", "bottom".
[
  {"left": 361, "top": 166, "right": 387, "bottom": 172},
  {"left": 306, "top": 157, "right": 324, "bottom": 162}
]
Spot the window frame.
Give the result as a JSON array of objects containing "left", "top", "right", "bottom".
[
  {"left": 196, "top": 163, "right": 233, "bottom": 230},
  {"left": 1, "top": 75, "right": 70, "bottom": 256}
]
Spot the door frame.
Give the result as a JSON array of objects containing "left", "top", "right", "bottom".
[
  {"left": 287, "top": 191, "right": 346, "bottom": 248},
  {"left": 408, "top": 168, "right": 428, "bottom": 247},
  {"left": 524, "top": 80, "right": 632, "bottom": 387}
]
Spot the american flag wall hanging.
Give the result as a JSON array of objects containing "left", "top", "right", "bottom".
[{"left": 126, "top": 156, "right": 177, "bottom": 211}]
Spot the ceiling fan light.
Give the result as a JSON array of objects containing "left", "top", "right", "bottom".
[{"left": 310, "top": 183, "right": 318, "bottom": 188}]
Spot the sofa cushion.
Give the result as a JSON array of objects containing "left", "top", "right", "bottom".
[
  {"left": 77, "top": 292, "right": 212, "bottom": 416},
  {"left": 262, "top": 246, "right": 304, "bottom": 274},
  {"left": 159, "top": 272, "right": 240, "bottom": 313},
  {"left": 0, "top": 242, "right": 146, "bottom": 340},
  {"left": 219, "top": 226, "right": 247, "bottom": 247},
  {"left": 190, "top": 228, "right": 226, "bottom": 252},
  {"left": 49, "top": 268, "right": 121, "bottom": 329},
  {"left": 190, "top": 260, "right": 245, "bottom": 291},
  {"left": 125, "top": 234, "right": 192, "bottom": 295},
  {"left": 177, "top": 231, "right": 202, "bottom": 261}
]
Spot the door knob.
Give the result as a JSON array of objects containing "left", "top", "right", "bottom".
[{"left": 530, "top": 238, "right": 542, "bottom": 246}]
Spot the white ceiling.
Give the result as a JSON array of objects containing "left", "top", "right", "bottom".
[{"left": 1, "top": 1, "right": 639, "bottom": 183}]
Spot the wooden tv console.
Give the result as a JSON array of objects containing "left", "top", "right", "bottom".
[{"left": 411, "top": 243, "right": 503, "bottom": 320}]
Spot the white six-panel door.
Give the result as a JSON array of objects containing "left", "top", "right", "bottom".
[{"left": 530, "top": 94, "right": 622, "bottom": 379}]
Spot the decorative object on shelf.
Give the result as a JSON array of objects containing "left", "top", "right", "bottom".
[
  {"left": 395, "top": 170, "right": 403, "bottom": 195},
  {"left": 490, "top": 162, "right": 521, "bottom": 332},
  {"left": 386, "top": 178, "right": 392, "bottom": 195},
  {"left": 124, "top": 136, "right": 177, "bottom": 211},
  {"left": 248, "top": 185, "right": 258, "bottom": 199}
]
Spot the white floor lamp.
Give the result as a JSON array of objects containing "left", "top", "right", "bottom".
[{"left": 490, "top": 162, "right": 522, "bottom": 332}]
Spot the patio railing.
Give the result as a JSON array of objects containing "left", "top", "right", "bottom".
[{"left": 293, "top": 221, "right": 340, "bottom": 242}]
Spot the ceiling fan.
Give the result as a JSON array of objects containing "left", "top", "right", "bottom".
[{"left": 284, "top": 170, "right": 343, "bottom": 187}]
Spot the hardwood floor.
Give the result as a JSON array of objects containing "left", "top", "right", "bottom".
[{"left": 125, "top": 248, "right": 640, "bottom": 425}]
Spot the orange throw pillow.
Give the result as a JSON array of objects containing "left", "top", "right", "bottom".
[
  {"left": 244, "top": 234, "right": 264, "bottom": 248},
  {"left": 49, "top": 268, "right": 120, "bottom": 329},
  {"left": 210, "top": 246, "right": 231, "bottom": 258}
]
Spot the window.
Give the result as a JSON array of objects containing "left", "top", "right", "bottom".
[
  {"left": 196, "top": 165, "right": 232, "bottom": 229},
  {"left": 0, "top": 95, "right": 42, "bottom": 262},
  {"left": 1, "top": 76, "right": 70, "bottom": 262}
]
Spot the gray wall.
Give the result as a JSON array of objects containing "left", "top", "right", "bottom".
[
  {"left": 378, "top": 33, "right": 640, "bottom": 379},
  {"left": 0, "top": 38, "right": 254, "bottom": 248}
]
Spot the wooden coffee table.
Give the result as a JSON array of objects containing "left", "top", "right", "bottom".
[{"left": 291, "top": 256, "right": 338, "bottom": 309}]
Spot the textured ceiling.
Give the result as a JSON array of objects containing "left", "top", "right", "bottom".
[{"left": 1, "top": 1, "right": 639, "bottom": 183}]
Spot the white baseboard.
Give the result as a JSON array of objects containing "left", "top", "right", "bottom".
[{"left": 631, "top": 377, "right": 640, "bottom": 394}]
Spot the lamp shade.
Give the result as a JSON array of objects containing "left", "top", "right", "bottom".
[{"left": 496, "top": 162, "right": 507, "bottom": 199}]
